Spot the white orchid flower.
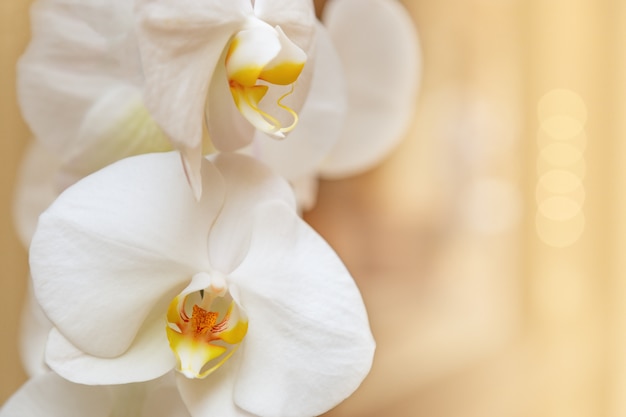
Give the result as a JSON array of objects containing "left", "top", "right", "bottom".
[
  {"left": 135, "top": 0, "right": 318, "bottom": 198},
  {"left": 0, "top": 371, "right": 191, "bottom": 417},
  {"left": 29, "top": 152, "right": 375, "bottom": 416},
  {"left": 242, "top": 0, "right": 422, "bottom": 210}
]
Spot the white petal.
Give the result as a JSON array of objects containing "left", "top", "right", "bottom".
[
  {"left": 176, "top": 354, "right": 255, "bottom": 417},
  {"left": 207, "top": 153, "right": 296, "bottom": 273},
  {"left": 0, "top": 372, "right": 190, "bottom": 417},
  {"left": 205, "top": 58, "right": 256, "bottom": 153},
  {"left": 141, "top": 373, "right": 192, "bottom": 417},
  {"left": 30, "top": 153, "right": 224, "bottom": 359},
  {"left": 250, "top": 22, "right": 347, "bottom": 182},
  {"left": 320, "top": 0, "right": 422, "bottom": 177},
  {"left": 65, "top": 85, "right": 172, "bottom": 177},
  {"left": 289, "top": 174, "right": 319, "bottom": 213},
  {"left": 17, "top": 0, "right": 137, "bottom": 154},
  {"left": 254, "top": 0, "right": 316, "bottom": 54},
  {"left": 12, "top": 141, "right": 61, "bottom": 248},
  {"left": 46, "top": 315, "right": 176, "bottom": 385},
  {"left": 229, "top": 202, "right": 375, "bottom": 417},
  {"left": 0, "top": 372, "right": 113, "bottom": 417},
  {"left": 226, "top": 22, "right": 282, "bottom": 86},
  {"left": 18, "top": 280, "right": 52, "bottom": 377},
  {"left": 136, "top": 0, "right": 251, "bottom": 187}
]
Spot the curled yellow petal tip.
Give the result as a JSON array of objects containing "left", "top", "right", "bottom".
[{"left": 225, "top": 21, "right": 306, "bottom": 138}]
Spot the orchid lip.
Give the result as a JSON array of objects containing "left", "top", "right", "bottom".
[
  {"left": 166, "top": 272, "right": 247, "bottom": 379},
  {"left": 225, "top": 20, "right": 306, "bottom": 137}
]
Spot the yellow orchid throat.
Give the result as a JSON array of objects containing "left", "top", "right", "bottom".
[
  {"left": 225, "top": 23, "right": 307, "bottom": 138},
  {"left": 166, "top": 280, "right": 248, "bottom": 379}
]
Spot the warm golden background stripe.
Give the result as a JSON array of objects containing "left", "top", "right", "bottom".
[{"left": 0, "top": 0, "right": 32, "bottom": 401}]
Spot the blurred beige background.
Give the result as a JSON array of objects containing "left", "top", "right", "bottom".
[
  {"left": 3, "top": 0, "right": 626, "bottom": 416},
  {"left": 1, "top": 0, "right": 33, "bottom": 403}
]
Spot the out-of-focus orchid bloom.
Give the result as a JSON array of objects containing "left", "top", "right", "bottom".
[
  {"left": 17, "top": 0, "right": 173, "bottom": 192},
  {"left": 29, "top": 152, "right": 375, "bottom": 416},
  {"left": 12, "top": 142, "right": 60, "bottom": 248},
  {"left": 319, "top": 0, "right": 421, "bottom": 178},
  {"left": 0, "top": 371, "right": 191, "bottom": 417},
  {"left": 17, "top": 0, "right": 173, "bottom": 189}
]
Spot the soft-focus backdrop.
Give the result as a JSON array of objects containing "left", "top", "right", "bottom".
[
  {"left": 3, "top": 1, "right": 626, "bottom": 416},
  {"left": 1, "top": 0, "right": 33, "bottom": 402}
]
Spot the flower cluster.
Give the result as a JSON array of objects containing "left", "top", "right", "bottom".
[{"left": 4, "top": 0, "right": 420, "bottom": 416}]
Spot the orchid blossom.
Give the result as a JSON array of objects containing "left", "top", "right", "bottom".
[
  {"left": 248, "top": 0, "right": 422, "bottom": 210},
  {"left": 29, "top": 152, "right": 375, "bottom": 416},
  {"left": 135, "top": 0, "right": 318, "bottom": 197},
  {"left": 0, "top": 371, "right": 191, "bottom": 417}
]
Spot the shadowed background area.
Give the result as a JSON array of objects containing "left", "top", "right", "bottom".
[{"left": 3, "top": 1, "right": 626, "bottom": 416}]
